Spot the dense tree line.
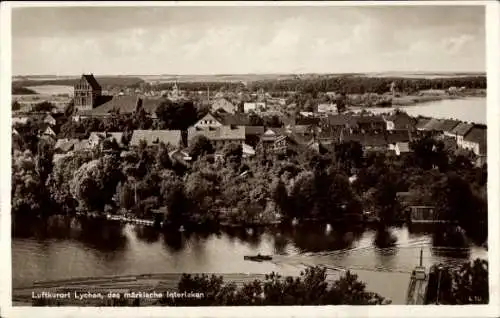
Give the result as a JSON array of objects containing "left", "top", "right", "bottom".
[
  {"left": 12, "top": 86, "right": 38, "bottom": 95},
  {"left": 248, "top": 76, "right": 486, "bottom": 95}
]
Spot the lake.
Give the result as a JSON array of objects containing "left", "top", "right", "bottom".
[
  {"left": 353, "top": 97, "right": 486, "bottom": 125},
  {"left": 12, "top": 219, "right": 487, "bottom": 305}
]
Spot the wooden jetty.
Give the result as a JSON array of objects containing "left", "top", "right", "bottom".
[{"left": 405, "top": 249, "right": 429, "bottom": 305}]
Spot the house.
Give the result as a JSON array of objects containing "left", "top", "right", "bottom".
[
  {"left": 299, "top": 111, "right": 315, "bottom": 117},
  {"left": 74, "top": 74, "right": 102, "bottom": 112},
  {"left": 73, "top": 139, "right": 92, "bottom": 151},
  {"left": 12, "top": 116, "right": 29, "bottom": 126},
  {"left": 273, "top": 134, "right": 302, "bottom": 155},
  {"left": 88, "top": 132, "right": 124, "bottom": 148},
  {"left": 408, "top": 206, "right": 436, "bottom": 223},
  {"left": 43, "top": 114, "right": 57, "bottom": 126},
  {"left": 323, "top": 114, "right": 356, "bottom": 131},
  {"left": 438, "top": 119, "right": 460, "bottom": 136},
  {"left": 242, "top": 143, "right": 256, "bottom": 158},
  {"left": 317, "top": 103, "right": 337, "bottom": 114},
  {"left": 54, "top": 138, "right": 80, "bottom": 153},
  {"left": 462, "top": 125, "right": 487, "bottom": 165},
  {"left": 286, "top": 124, "right": 313, "bottom": 137},
  {"left": 386, "top": 130, "right": 412, "bottom": 149},
  {"left": 415, "top": 118, "right": 431, "bottom": 131},
  {"left": 244, "top": 102, "right": 266, "bottom": 113},
  {"left": 168, "top": 149, "right": 192, "bottom": 166},
  {"left": 211, "top": 98, "right": 237, "bottom": 114},
  {"left": 449, "top": 122, "right": 474, "bottom": 147},
  {"left": 130, "top": 130, "right": 183, "bottom": 148},
  {"left": 194, "top": 113, "right": 224, "bottom": 128},
  {"left": 384, "top": 112, "right": 417, "bottom": 131},
  {"left": 394, "top": 142, "right": 411, "bottom": 156},
  {"left": 353, "top": 115, "right": 386, "bottom": 133},
  {"left": 187, "top": 125, "right": 246, "bottom": 150},
  {"left": 42, "top": 126, "right": 56, "bottom": 137},
  {"left": 342, "top": 133, "right": 388, "bottom": 153},
  {"left": 244, "top": 126, "right": 265, "bottom": 147},
  {"left": 420, "top": 118, "right": 444, "bottom": 132}
]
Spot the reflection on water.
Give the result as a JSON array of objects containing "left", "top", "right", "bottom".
[
  {"left": 353, "top": 97, "right": 486, "bottom": 124},
  {"left": 12, "top": 217, "right": 487, "bottom": 304}
]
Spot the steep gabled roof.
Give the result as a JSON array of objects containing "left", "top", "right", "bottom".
[
  {"left": 82, "top": 74, "right": 102, "bottom": 91},
  {"left": 84, "top": 95, "right": 141, "bottom": 116},
  {"left": 130, "top": 130, "right": 182, "bottom": 147}
]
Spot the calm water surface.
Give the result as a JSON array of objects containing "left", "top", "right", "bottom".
[
  {"left": 354, "top": 97, "right": 486, "bottom": 124},
  {"left": 12, "top": 218, "right": 487, "bottom": 304}
]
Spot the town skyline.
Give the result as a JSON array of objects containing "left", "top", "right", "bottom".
[{"left": 12, "top": 5, "right": 485, "bottom": 76}]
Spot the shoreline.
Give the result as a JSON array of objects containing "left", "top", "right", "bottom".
[{"left": 350, "top": 93, "right": 486, "bottom": 109}]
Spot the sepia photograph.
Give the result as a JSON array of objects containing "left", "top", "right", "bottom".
[{"left": 3, "top": 1, "right": 498, "bottom": 315}]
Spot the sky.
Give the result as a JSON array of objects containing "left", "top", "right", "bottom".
[{"left": 11, "top": 5, "right": 486, "bottom": 75}]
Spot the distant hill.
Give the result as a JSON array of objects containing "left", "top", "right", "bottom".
[{"left": 12, "top": 72, "right": 486, "bottom": 87}]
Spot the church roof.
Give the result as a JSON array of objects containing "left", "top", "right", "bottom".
[{"left": 82, "top": 74, "right": 102, "bottom": 91}]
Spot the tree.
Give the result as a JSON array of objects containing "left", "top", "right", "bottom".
[
  {"left": 115, "top": 182, "right": 135, "bottom": 211},
  {"left": 188, "top": 135, "right": 214, "bottom": 161},
  {"left": 162, "top": 266, "right": 388, "bottom": 306},
  {"left": 263, "top": 115, "right": 282, "bottom": 128},
  {"left": 33, "top": 101, "right": 55, "bottom": 112},
  {"left": 271, "top": 178, "right": 289, "bottom": 217},
  {"left": 64, "top": 99, "right": 75, "bottom": 117},
  {"left": 223, "top": 143, "right": 243, "bottom": 167},
  {"left": 70, "top": 155, "right": 123, "bottom": 212},
  {"left": 11, "top": 150, "right": 45, "bottom": 218},
  {"left": 155, "top": 99, "right": 198, "bottom": 130},
  {"left": 35, "top": 138, "right": 55, "bottom": 183},
  {"left": 12, "top": 100, "right": 21, "bottom": 111},
  {"left": 425, "top": 259, "right": 488, "bottom": 304},
  {"left": 248, "top": 113, "right": 264, "bottom": 126}
]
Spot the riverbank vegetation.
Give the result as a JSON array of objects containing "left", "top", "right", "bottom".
[
  {"left": 31, "top": 266, "right": 389, "bottom": 306},
  {"left": 424, "top": 258, "right": 488, "bottom": 305}
]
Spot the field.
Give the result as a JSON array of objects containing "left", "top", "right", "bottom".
[{"left": 26, "top": 85, "right": 74, "bottom": 96}]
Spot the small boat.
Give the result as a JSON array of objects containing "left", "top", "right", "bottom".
[{"left": 244, "top": 254, "right": 272, "bottom": 262}]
